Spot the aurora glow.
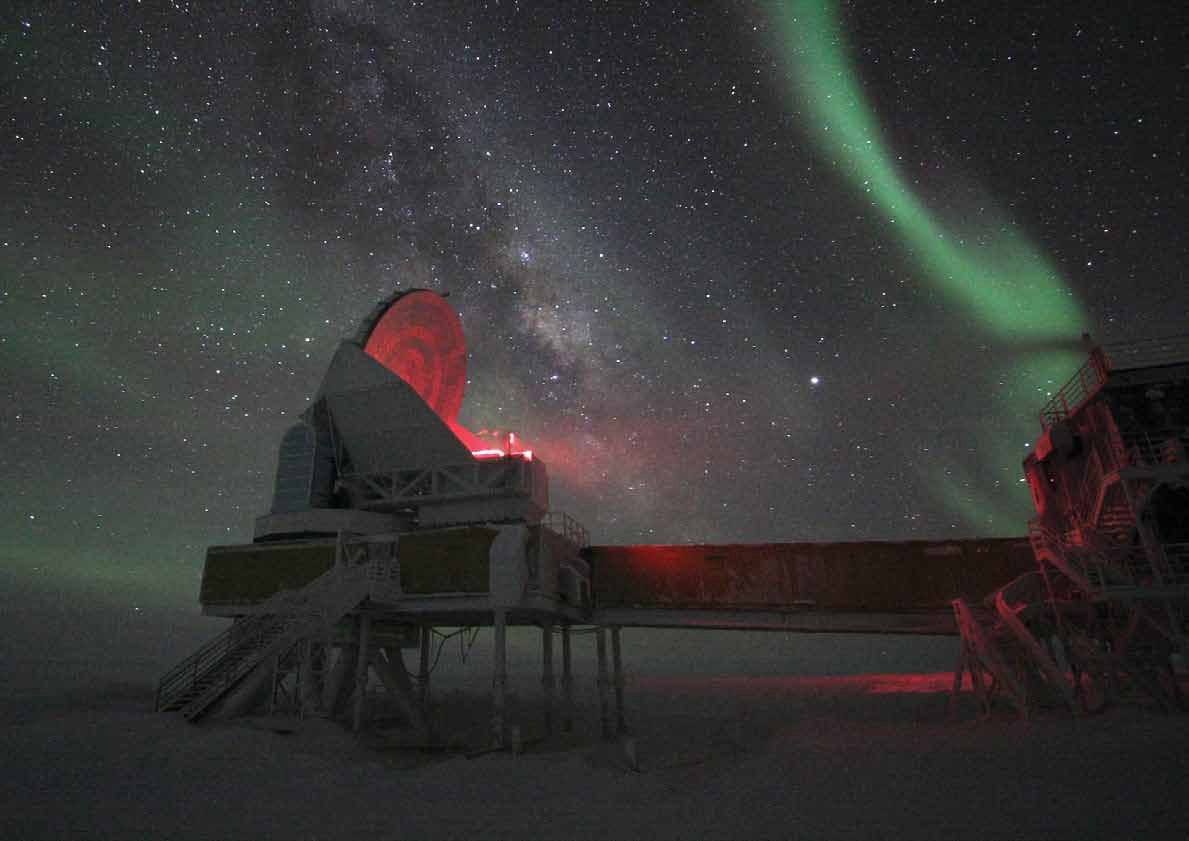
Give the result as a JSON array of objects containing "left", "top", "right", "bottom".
[
  {"left": 6, "top": 2, "right": 1182, "bottom": 607},
  {"left": 769, "top": 0, "right": 1092, "bottom": 529},
  {"left": 768, "top": 0, "right": 1089, "bottom": 341}
]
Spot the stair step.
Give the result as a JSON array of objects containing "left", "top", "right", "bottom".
[{"left": 157, "top": 569, "right": 371, "bottom": 721}]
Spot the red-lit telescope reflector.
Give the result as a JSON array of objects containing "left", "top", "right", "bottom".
[
  {"left": 359, "top": 289, "right": 530, "bottom": 459},
  {"left": 362, "top": 289, "right": 467, "bottom": 424}
]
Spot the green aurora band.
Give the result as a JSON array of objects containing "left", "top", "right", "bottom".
[{"left": 769, "top": 0, "right": 1090, "bottom": 532}]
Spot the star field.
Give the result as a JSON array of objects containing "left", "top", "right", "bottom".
[{"left": 2, "top": 1, "right": 1185, "bottom": 605}]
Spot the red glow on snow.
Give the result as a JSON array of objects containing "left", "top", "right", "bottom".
[{"left": 639, "top": 673, "right": 953, "bottom": 696}]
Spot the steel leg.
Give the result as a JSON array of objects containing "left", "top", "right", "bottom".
[
  {"left": 492, "top": 609, "right": 508, "bottom": 748},
  {"left": 596, "top": 626, "right": 612, "bottom": 740},
  {"left": 561, "top": 624, "right": 574, "bottom": 733}
]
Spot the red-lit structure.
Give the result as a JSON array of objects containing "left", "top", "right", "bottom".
[
  {"left": 158, "top": 291, "right": 1187, "bottom": 748},
  {"left": 953, "top": 337, "right": 1189, "bottom": 715},
  {"left": 158, "top": 289, "right": 581, "bottom": 747}
]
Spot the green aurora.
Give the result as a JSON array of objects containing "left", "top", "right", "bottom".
[{"left": 768, "top": 0, "right": 1090, "bottom": 532}]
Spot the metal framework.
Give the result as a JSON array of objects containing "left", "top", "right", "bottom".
[
  {"left": 953, "top": 336, "right": 1189, "bottom": 716},
  {"left": 161, "top": 288, "right": 1188, "bottom": 759},
  {"left": 338, "top": 457, "right": 544, "bottom": 514}
]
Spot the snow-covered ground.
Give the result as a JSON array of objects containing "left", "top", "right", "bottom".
[{"left": 3, "top": 576, "right": 1187, "bottom": 840}]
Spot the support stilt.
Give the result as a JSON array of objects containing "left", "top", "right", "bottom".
[
  {"left": 352, "top": 614, "right": 371, "bottom": 732},
  {"left": 561, "top": 624, "right": 574, "bottom": 733},
  {"left": 373, "top": 647, "right": 431, "bottom": 737},
  {"left": 596, "top": 626, "right": 612, "bottom": 740},
  {"left": 323, "top": 642, "right": 356, "bottom": 717},
  {"left": 418, "top": 624, "right": 432, "bottom": 707},
  {"left": 492, "top": 608, "right": 508, "bottom": 748},
  {"left": 300, "top": 640, "right": 325, "bottom": 718},
  {"left": 611, "top": 625, "right": 627, "bottom": 735},
  {"left": 542, "top": 621, "right": 555, "bottom": 737}
]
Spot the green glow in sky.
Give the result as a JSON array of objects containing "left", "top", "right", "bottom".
[
  {"left": 769, "top": 0, "right": 1090, "bottom": 532},
  {"left": 769, "top": 0, "right": 1087, "bottom": 341}
]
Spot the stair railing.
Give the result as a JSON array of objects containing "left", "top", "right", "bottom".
[
  {"left": 156, "top": 555, "right": 367, "bottom": 714},
  {"left": 175, "top": 566, "right": 373, "bottom": 721},
  {"left": 1028, "top": 520, "right": 1092, "bottom": 593},
  {"left": 154, "top": 610, "right": 281, "bottom": 712},
  {"left": 156, "top": 620, "right": 235, "bottom": 711},
  {"left": 1163, "top": 543, "right": 1189, "bottom": 584},
  {"left": 1074, "top": 448, "right": 1105, "bottom": 528},
  {"left": 542, "top": 511, "right": 590, "bottom": 549}
]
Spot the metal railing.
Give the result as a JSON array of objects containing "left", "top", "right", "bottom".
[
  {"left": 1037, "top": 334, "right": 1189, "bottom": 431},
  {"left": 154, "top": 613, "right": 269, "bottom": 712},
  {"left": 542, "top": 511, "right": 590, "bottom": 548},
  {"left": 155, "top": 539, "right": 372, "bottom": 716},
  {"left": 1119, "top": 431, "right": 1189, "bottom": 468},
  {"left": 1039, "top": 348, "right": 1110, "bottom": 430},
  {"left": 1164, "top": 543, "right": 1189, "bottom": 584},
  {"left": 1028, "top": 519, "right": 1091, "bottom": 593},
  {"left": 1102, "top": 334, "right": 1189, "bottom": 371},
  {"left": 1073, "top": 447, "right": 1107, "bottom": 527}
]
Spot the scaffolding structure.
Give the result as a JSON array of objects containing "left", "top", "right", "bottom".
[
  {"left": 953, "top": 336, "right": 1189, "bottom": 715},
  {"left": 158, "top": 290, "right": 1186, "bottom": 748}
]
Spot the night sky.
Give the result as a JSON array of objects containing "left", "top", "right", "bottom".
[{"left": 3, "top": 1, "right": 1186, "bottom": 608}]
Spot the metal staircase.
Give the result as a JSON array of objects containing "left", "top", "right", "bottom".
[
  {"left": 1096, "top": 498, "right": 1133, "bottom": 544},
  {"left": 952, "top": 573, "right": 1075, "bottom": 718},
  {"left": 156, "top": 563, "right": 371, "bottom": 721},
  {"left": 956, "top": 336, "right": 1189, "bottom": 717}
]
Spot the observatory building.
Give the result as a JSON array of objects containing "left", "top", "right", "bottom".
[
  {"left": 158, "top": 293, "right": 1187, "bottom": 742},
  {"left": 159, "top": 290, "right": 591, "bottom": 743},
  {"left": 953, "top": 337, "right": 1189, "bottom": 715}
]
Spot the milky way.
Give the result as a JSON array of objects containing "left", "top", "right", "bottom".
[{"left": 2, "top": 1, "right": 1185, "bottom": 606}]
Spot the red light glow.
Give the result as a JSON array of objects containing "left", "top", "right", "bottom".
[
  {"left": 363, "top": 291, "right": 536, "bottom": 464},
  {"left": 472, "top": 429, "right": 533, "bottom": 460},
  {"left": 364, "top": 290, "right": 467, "bottom": 423},
  {"left": 470, "top": 447, "right": 534, "bottom": 461},
  {"left": 471, "top": 448, "right": 506, "bottom": 459}
]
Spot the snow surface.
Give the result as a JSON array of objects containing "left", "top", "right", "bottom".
[{"left": 3, "top": 575, "right": 1187, "bottom": 840}]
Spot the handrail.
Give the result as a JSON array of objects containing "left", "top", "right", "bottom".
[
  {"left": 1102, "top": 334, "right": 1189, "bottom": 371},
  {"left": 1038, "top": 348, "right": 1110, "bottom": 430},
  {"left": 1027, "top": 519, "right": 1092, "bottom": 593},
  {"left": 1164, "top": 543, "right": 1189, "bottom": 583},
  {"left": 154, "top": 613, "right": 270, "bottom": 711},
  {"left": 1120, "top": 430, "right": 1188, "bottom": 468},
  {"left": 155, "top": 534, "right": 372, "bottom": 714},
  {"left": 1073, "top": 447, "right": 1105, "bottom": 527},
  {"left": 542, "top": 511, "right": 590, "bottom": 548},
  {"left": 174, "top": 567, "right": 373, "bottom": 720}
]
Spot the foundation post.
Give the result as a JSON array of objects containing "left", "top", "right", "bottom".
[
  {"left": 418, "top": 625, "right": 432, "bottom": 706},
  {"left": 596, "top": 626, "right": 612, "bottom": 740},
  {"left": 351, "top": 613, "right": 371, "bottom": 733},
  {"left": 492, "top": 608, "right": 508, "bottom": 748},
  {"left": 611, "top": 625, "right": 627, "bottom": 735},
  {"left": 561, "top": 624, "right": 574, "bottom": 733},
  {"left": 542, "top": 621, "right": 556, "bottom": 737}
]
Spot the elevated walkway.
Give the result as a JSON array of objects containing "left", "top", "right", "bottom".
[{"left": 586, "top": 536, "right": 1035, "bottom": 637}]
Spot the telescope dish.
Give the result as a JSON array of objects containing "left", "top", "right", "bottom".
[{"left": 361, "top": 290, "right": 467, "bottom": 424}]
